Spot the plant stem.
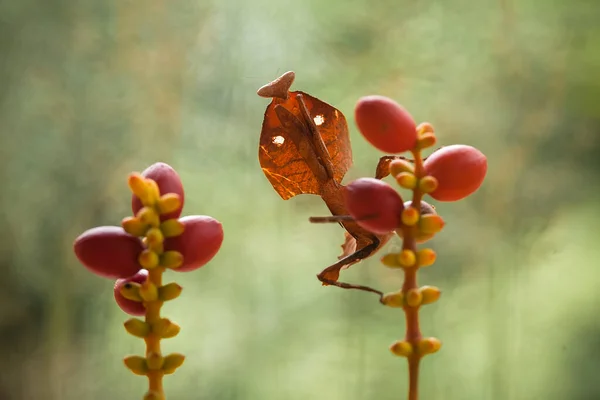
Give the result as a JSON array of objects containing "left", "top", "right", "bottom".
[
  {"left": 402, "top": 150, "right": 425, "bottom": 400},
  {"left": 145, "top": 267, "right": 165, "bottom": 398}
]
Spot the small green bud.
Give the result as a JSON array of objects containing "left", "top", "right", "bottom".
[
  {"left": 398, "top": 249, "right": 416, "bottom": 268},
  {"left": 124, "top": 355, "right": 148, "bottom": 375},
  {"left": 120, "top": 282, "right": 143, "bottom": 302},
  {"left": 158, "top": 283, "right": 183, "bottom": 301},
  {"left": 137, "top": 206, "right": 160, "bottom": 228},
  {"left": 390, "top": 159, "right": 414, "bottom": 176},
  {"left": 418, "top": 337, "right": 442, "bottom": 356},
  {"left": 157, "top": 193, "right": 181, "bottom": 215},
  {"left": 417, "top": 132, "right": 436, "bottom": 149},
  {"left": 390, "top": 340, "right": 413, "bottom": 357},
  {"left": 401, "top": 207, "right": 419, "bottom": 226},
  {"left": 405, "top": 289, "right": 423, "bottom": 307},
  {"left": 121, "top": 216, "right": 148, "bottom": 237},
  {"left": 160, "top": 219, "right": 184, "bottom": 238},
  {"left": 152, "top": 318, "right": 181, "bottom": 339},
  {"left": 381, "top": 253, "right": 401, "bottom": 267},
  {"left": 124, "top": 318, "right": 151, "bottom": 338},
  {"left": 162, "top": 353, "right": 185, "bottom": 374},
  {"left": 419, "top": 215, "right": 445, "bottom": 234},
  {"left": 381, "top": 290, "right": 404, "bottom": 308},
  {"left": 139, "top": 249, "right": 159, "bottom": 270},
  {"left": 421, "top": 286, "right": 441, "bottom": 304},
  {"left": 139, "top": 281, "right": 159, "bottom": 302},
  {"left": 160, "top": 251, "right": 183, "bottom": 269}
]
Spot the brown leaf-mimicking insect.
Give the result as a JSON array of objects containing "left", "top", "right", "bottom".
[{"left": 257, "top": 71, "right": 404, "bottom": 296}]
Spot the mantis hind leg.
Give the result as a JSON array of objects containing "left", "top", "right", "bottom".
[{"left": 316, "top": 237, "right": 384, "bottom": 299}]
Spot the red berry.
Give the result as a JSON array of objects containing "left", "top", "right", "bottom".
[
  {"left": 344, "top": 178, "right": 404, "bottom": 234},
  {"left": 114, "top": 270, "right": 148, "bottom": 316},
  {"left": 132, "top": 162, "right": 185, "bottom": 220},
  {"left": 423, "top": 145, "right": 487, "bottom": 201},
  {"left": 74, "top": 226, "right": 144, "bottom": 278},
  {"left": 354, "top": 95, "right": 417, "bottom": 153},
  {"left": 164, "top": 215, "right": 224, "bottom": 272}
]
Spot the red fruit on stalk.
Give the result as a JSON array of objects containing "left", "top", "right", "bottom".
[
  {"left": 354, "top": 95, "right": 417, "bottom": 153},
  {"left": 132, "top": 162, "right": 185, "bottom": 220},
  {"left": 164, "top": 215, "right": 224, "bottom": 272},
  {"left": 114, "top": 270, "right": 148, "bottom": 316},
  {"left": 344, "top": 177, "right": 404, "bottom": 234},
  {"left": 423, "top": 145, "right": 487, "bottom": 201},
  {"left": 74, "top": 226, "right": 144, "bottom": 278}
]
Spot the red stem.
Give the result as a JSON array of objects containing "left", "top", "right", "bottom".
[{"left": 402, "top": 149, "right": 425, "bottom": 399}]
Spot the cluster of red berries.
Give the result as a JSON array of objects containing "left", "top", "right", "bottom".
[
  {"left": 345, "top": 95, "right": 487, "bottom": 236},
  {"left": 73, "top": 162, "right": 224, "bottom": 315}
]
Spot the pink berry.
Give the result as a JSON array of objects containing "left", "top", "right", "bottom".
[
  {"left": 164, "top": 215, "right": 224, "bottom": 272},
  {"left": 114, "top": 270, "right": 148, "bottom": 316},
  {"left": 354, "top": 95, "right": 417, "bottom": 153},
  {"left": 344, "top": 178, "right": 404, "bottom": 234},
  {"left": 74, "top": 226, "right": 144, "bottom": 278},
  {"left": 132, "top": 162, "right": 185, "bottom": 220},
  {"left": 423, "top": 145, "right": 487, "bottom": 201}
]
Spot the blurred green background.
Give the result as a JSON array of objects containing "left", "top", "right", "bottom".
[{"left": 1, "top": 0, "right": 599, "bottom": 399}]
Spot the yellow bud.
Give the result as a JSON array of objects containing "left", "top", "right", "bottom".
[
  {"left": 390, "top": 340, "right": 413, "bottom": 357},
  {"left": 405, "top": 289, "right": 423, "bottom": 307},
  {"left": 418, "top": 337, "right": 442, "bottom": 356},
  {"left": 417, "top": 122, "right": 434, "bottom": 136},
  {"left": 417, "top": 132, "right": 437, "bottom": 149},
  {"left": 160, "top": 219, "right": 184, "bottom": 238},
  {"left": 128, "top": 173, "right": 152, "bottom": 205},
  {"left": 120, "top": 282, "right": 143, "bottom": 302},
  {"left": 139, "top": 249, "right": 159, "bottom": 270},
  {"left": 418, "top": 176, "right": 438, "bottom": 193},
  {"left": 416, "top": 249, "right": 436, "bottom": 267},
  {"left": 145, "top": 179, "right": 160, "bottom": 205},
  {"left": 381, "top": 290, "right": 404, "bottom": 308},
  {"left": 398, "top": 249, "right": 416, "bottom": 268},
  {"left": 157, "top": 193, "right": 181, "bottom": 215},
  {"left": 146, "top": 352, "right": 164, "bottom": 370},
  {"left": 380, "top": 253, "right": 401, "bottom": 268},
  {"left": 420, "top": 215, "right": 445, "bottom": 234},
  {"left": 121, "top": 217, "right": 148, "bottom": 237},
  {"left": 415, "top": 232, "right": 435, "bottom": 243},
  {"left": 124, "top": 318, "right": 151, "bottom": 338},
  {"left": 401, "top": 207, "right": 419, "bottom": 226},
  {"left": 146, "top": 228, "right": 164, "bottom": 248},
  {"left": 396, "top": 228, "right": 435, "bottom": 244},
  {"left": 162, "top": 353, "right": 185, "bottom": 375},
  {"left": 158, "top": 283, "right": 183, "bottom": 301},
  {"left": 137, "top": 207, "right": 160, "bottom": 228},
  {"left": 421, "top": 286, "right": 441, "bottom": 304},
  {"left": 139, "top": 281, "right": 159, "bottom": 302},
  {"left": 152, "top": 318, "right": 181, "bottom": 339},
  {"left": 123, "top": 355, "right": 148, "bottom": 375},
  {"left": 396, "top": 172, "right": 417, "bottom": 190},
  {"left": 390, "top": 159, "right": 414, "bottom": 176},
  {"left": 160, "top": 251, "right": 184, "bottom": 269}
]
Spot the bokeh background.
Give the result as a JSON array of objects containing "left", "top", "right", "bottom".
[{"left": 1, "top": 0, "right": 599, "bottom": 399}]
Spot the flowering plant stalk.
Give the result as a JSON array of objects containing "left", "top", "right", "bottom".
[
  {"left": 73, "top": 163, "right": 224, "bottom": 400},
  {"left": 346, "top": 96, "right": 488, "bottom": 399},
  {"left": 255, "top": 71, "right": 487, "bottom": 399}
]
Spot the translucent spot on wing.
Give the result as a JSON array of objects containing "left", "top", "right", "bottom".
[
  {"left": 272, "top": 135, "right": 285, "bottom": 146},
  {"left": 314, "top": 115, "right": 325, "bottom": 126}
]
